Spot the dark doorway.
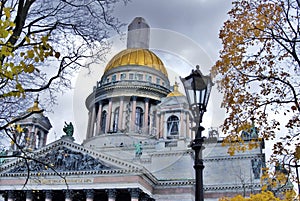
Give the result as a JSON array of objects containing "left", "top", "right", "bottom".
[
  {"left": 116, "top": 191, "right": 131, "bottom": 201},
  {"left": 52, "top": 191, "right": 65, "bottom": 201}
]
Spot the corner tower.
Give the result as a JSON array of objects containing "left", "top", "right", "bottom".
[{"left": 10, "top": 97, "right": 52, "bottom": 152}]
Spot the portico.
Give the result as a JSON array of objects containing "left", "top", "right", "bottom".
[{"left": 3, "top": 188, "right": 154, "bottom": 201}]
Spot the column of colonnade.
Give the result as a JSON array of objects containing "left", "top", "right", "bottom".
[
  {"left": 129, "top": 188, "right": 140, "bottom": 201},
  {"left": 131, "top": 96, "right": 137, "bottom": 132},
  {"left": 45, "top": 190, "right": 52, "bottom": 201},
  {"left": 85, "top": 189, "right": 94, "bottom": 201},
  {"left": 107, "top": 189, "right": 116, "bottom": 201},
  {"left": 118, "top": 97, "right": 124, "bottom": 131},
  {"left": 86, "top": 96, "right": 154, "bottom": 137},
  {"left": 90, "top": 107, "right": 96, "bottom": 137},
  {"left": 144, "top": 98, "right": 149, "bottom": 134},
  {"left": 86, "top": 110, "right": 92, "bottom": 138},
  {"left": 96, "top": 103, "right": 103, "bottom": 135},
  {"left": 7, "top": 190, "right": 14, "bottom": 201},
  {"left": 26, "top": 191, "right": 32, "bottom": 201},
  {"left": 64, "top": 190, "right": 72, "bottom": 201}
]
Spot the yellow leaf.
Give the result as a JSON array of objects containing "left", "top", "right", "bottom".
[
  {"left": 27, "top": 50, "right": 34, "bottom": 58},
  {"left": 25, "top": 64, "right": 35, "bottom": 73},
  {"left": 294, "top": 146, "right": 300, "bottom": 160},
  {"left": 15, "top": 124, "right": 23, "bottom": 133},
  {"left": 3, "top": 7, "right": 11, "bottom": 18}
]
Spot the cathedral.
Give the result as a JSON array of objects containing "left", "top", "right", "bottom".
[{"left": 0, "top": 17, "right": 265, "bottom": 201}]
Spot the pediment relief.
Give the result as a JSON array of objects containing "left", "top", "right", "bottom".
[
  {"left": 7, "top": 146, "right": 114, "bottom": 174},
  {"left": 1, "top": 139, "right": 142, "bottom": 175},
  {"left": 158, "top": 96, "right": 187, "bottom": 108}
]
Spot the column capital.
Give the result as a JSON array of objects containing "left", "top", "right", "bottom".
[
  {"left": 44, "top": 190, "right": 52, "bottom": 199},
  {"left": 144, "top": 97, "right": 149, "bottom": 102},
  {"left": 63, "top": 190, "right": 73, "bottom": 199},
  {"left": 131, "top": 96, "right": 137, "bottom": 101},
  {"left": 140, "top": 194, "right": 152, "bottom": 201},
  {"left": 7, "top": 190, "right": 14, "bottom": 199},
  {"left": 140, "top": 194, "right": 151, "bottom": 201},
  {"left": 128, "top": 188, "right": 141, "bottom": 199},
  {"left": 84, "top": 189, "right": 94, "bottom": 199},
  {"left": 106, "top": 189, "right": 117, "bottom": 198},
  {"left": 26, "top": 190, "right": 33, "bottom": 199}
]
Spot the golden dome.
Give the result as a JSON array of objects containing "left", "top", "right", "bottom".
[
  {"left": 104, "top": 49, "right": 168, "bottom": 77},
  {"left": 167, "top": 82, "right": 184, "bottom": 97}
]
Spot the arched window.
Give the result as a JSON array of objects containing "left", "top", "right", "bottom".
[
  {"left": 36, "top": 131, "right": 41, "bottom": 149},
  {"left": 113, "top": 107, "right": 119, "bottom": 132},
  {"left": 135, "top": 107, "right": 144, "bottom": 129},
  {"left": 101, "top": 111, "right": 107, "bottom": 133},
  {"left": 167, "top": 115, "right": 179, "bottom": 135}
]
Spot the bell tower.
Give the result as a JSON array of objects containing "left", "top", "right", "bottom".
[{"left": 10, "top": 97, "right": 52, "bottom": 152}]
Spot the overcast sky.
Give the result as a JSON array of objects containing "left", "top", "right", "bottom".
[{"left": 47, "top": 0, "right": 232, "bottom": 143}]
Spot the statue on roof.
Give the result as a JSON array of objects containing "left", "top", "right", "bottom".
[
  {"left": 63, "top": 122, "right": 74, "bottom": 137},
  {"left": 134, "top": 141, "right": 143, "bottom": 158}
]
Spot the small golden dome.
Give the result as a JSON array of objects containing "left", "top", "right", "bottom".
[
  {"left": 27, "top": 96, "right": 42, "bottom": 113},
  {"left": 167, "top": 82, "right": 184, "bottom": 97},
  {"left": 104, "top": 48, "right": 168, "bottom": 77}
]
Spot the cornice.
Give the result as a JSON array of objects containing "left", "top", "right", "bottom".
[
  {"left": 204, "top": 183, "right": 262, "bottom": 191},
  {"left": 204, "top": 154, "right": 265, "bottom": 162},
  {"left": 149, "top": 149, "right": 192, "bottom": 157},
  {"left": 157, "top": 180, "right": 194, "bottom": 186}
]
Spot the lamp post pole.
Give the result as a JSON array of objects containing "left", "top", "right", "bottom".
[
  {"left": 192, "top": 125, "right": 205, "bottom": 201},
  {"left": 282, "top": 155, "right": 300, "bottom": 200},
  {"left": 287, "top": 161, "right": 300, "bottom": 200},
  {"left": 180, "top": 65, "right": 213, "bottom": 201}
]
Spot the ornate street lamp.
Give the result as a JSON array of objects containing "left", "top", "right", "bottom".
[
  {"left": 282, "top": 154, "right": 300, "bottom": 198},
  {"left": 180, "top": 65, "right": 213, "bottom": 201}
]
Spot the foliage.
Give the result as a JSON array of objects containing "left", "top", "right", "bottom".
[
  {"left": 219, "top": 190, "right": 296, "bottom": 201},
  {"left": 0, "top": 0, "right": 126, "bottom": 148},
  {"left": 211, "top": 0, "right": 300, "bottom": 158},
  {"left": 219, "top": 164, "right": 296, "bottom": 201}
]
